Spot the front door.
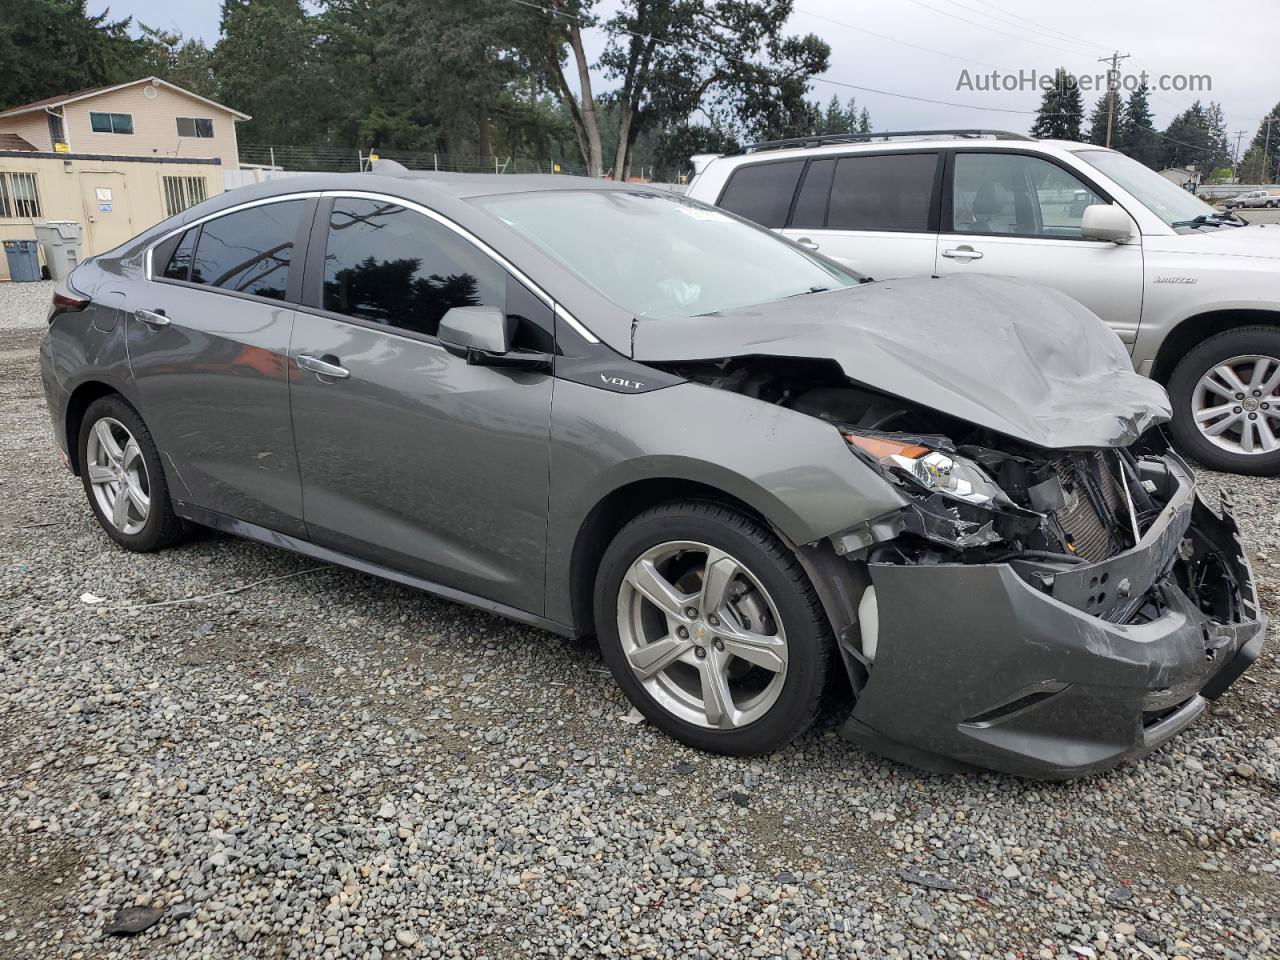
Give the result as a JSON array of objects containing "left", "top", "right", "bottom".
[
  {"left": 288, "top": 196, "right": 554, "bottom": 614},
  {"left": 79, "top": 172, "right": 134, "bottom": 253},
  {"left": 125, "top": 198, "right": 310, "bottom": 536},
  {"left": 934, "top": 151, "right": 1144, "bottom": 346},
  {"left": 778, "top": 151, "right": 941, "bottom": 279}
]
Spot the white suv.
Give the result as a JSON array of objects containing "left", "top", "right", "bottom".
[{"left": 687, "top": 131, "right": 1280, "bottom": 474}]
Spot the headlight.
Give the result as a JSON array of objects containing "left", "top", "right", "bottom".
[{"left": 843, "top": 432, "right": 1005, "bottom": 506}]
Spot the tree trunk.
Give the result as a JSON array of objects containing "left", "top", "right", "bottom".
[
  {"left": 566, "top": 21, "right": 603, "bottom": 177},
  {"left": 614, "top": 100, "right": 634, "bottom": 180}
]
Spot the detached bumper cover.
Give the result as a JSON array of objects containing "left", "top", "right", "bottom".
[{"left": 841, "top": 456, "right": 1265, "bottom": 779}]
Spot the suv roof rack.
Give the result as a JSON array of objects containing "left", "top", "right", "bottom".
[{"left": 731, "top": 129, "right": 1035, "bottom": 155}]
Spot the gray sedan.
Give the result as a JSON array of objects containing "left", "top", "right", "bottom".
[{"left": 39, "top": 170, "right": 1264, "bottom": 777}]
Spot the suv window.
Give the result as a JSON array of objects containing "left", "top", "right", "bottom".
[
  {"left": 790, "top": 158, "right": 835, "bottom": 229},
  {"left": 717, "top": 160, "right": 805, "bottom": 228},
  {"left": 952, "top": 153, "right": 1103, "bottom": 238},
  {"left": 827, "top": 153, "right": 938, "bottom": 232},
  {"left": 190, "top": 200, "right": 304, "bottom": 299},
  {"left": 322, "top": 198, "right": 506, "bottom": 337}
]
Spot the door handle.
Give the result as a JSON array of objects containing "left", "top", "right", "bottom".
[
  {"left": 795, "top": 237, "right": 820, "bottom": 251},
  {"left": 941, "top": 246, "right": 983, "bottom": 260},
  {"left": 297, "top": 354, "right": 350, "bottom": 380},
  {"left": 135, "top": 308, "right": 170, "bottom": 328}
]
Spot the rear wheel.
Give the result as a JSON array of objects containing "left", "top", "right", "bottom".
[
  {"left": 593, "top": 501, "right": 832, "bottom": 755},
  {"left": 78, "top": 395, "right": 186, "bottom": 551},
  {"left": 1167, "top": 326, "right": 1280, "bottom": 475}
]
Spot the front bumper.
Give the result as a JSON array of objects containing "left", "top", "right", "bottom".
[{"left": 841, "top": 455, "right": 1265, "bottom": 779}]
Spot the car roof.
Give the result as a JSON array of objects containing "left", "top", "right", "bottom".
[{"left": 703, "top": 135, "right": 1099, "bottom": 168}]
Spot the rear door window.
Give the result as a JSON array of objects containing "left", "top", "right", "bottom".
[
  {"left": 190, "top": 200, "right": 304, "bottom": 300},
  {"left": 717, "top": 160, "right": 805, "bottom": 228},
  {"left": 827, "top": 153, "right": 939, "bottom": 232},
  {"left": 161, "top": 228, "right": 197, "bottom": 281}
]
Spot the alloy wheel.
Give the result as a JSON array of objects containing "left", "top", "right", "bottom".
[
  {"left": 1192, "top": 354, "right": 1280, "bottom": 456},
  {"left": 616, "top": 540, "right": 788, "bottom": 729},
  {"left": 85, "top": 417, "right": 151, "bottom": 534}
]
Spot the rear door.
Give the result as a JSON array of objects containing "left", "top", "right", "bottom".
[
  {"left": 287, "top": 194, "right": 554, "bottom": 614},
  {"left": 127, "top": 197, "right": 313, "bottom": 536},
  {"left": 778, "top": 151, "right": 941, "bottom": 279},
  {"left": 934, "top": 150, "right": 1143, "bottom": 342}
]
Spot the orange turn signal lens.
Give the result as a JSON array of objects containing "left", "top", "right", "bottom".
[{"left": 842, "top": 433, "right": 929, "bottom": 461}]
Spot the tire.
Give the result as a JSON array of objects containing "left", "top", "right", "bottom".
[
  {"left": 77, "top": 394, "right": 187, "bottom": 552},
  {"left": 1167, "top": 325, "right": 1280, "bottom": 475},
  {"left": 593, "top": 500, "right": 832, "bottom": 755}
]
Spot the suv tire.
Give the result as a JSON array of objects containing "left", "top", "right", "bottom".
[
  {"left": 1167, "top": 326, "right": 1280, "bottom": 475},
  {"left": 594, "top": 500, "right": 832, "bottom": 755},
  {"left": 78, "top": 395, "right": 187, "bottom": 552}
]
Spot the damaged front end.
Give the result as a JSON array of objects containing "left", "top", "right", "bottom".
[{"left": 660, "top": 355, "right": 1265, "bottom": 778}]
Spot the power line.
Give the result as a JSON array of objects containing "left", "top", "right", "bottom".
[
  {"left": 899, "top": 0, "right": 1101, "bottom": 58},
  {"left": 792, "top": 7, "right": 1001, "bottom": 70},
  {"left": 954, "top": 0, "right": 1111, "bottom": 52},
  {"left": 510, "top": 0, "right": 1045, "bottom": 118}
]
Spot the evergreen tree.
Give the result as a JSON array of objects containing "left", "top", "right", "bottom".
[
  {"left": 1085, "top": 93, "right": 1114, "bottom": 146},
  {"left": 1118, "top": 83, "right": 1160, "bottom": 168},
  {"left": 1241, "top": 101, "right": 1280, "bottom": 184},
  {"left": 1029, "top": 68, "right": 1083, "bottom": 140},
  {"left": 858, "top": 107, "right": 871, "bottom": 134},
  {"left": 820, "top": 94, "right": 844, "bottom": 134}
]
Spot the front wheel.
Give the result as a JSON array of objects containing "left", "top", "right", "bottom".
[
  {"left": 1167, "top": 326, "right": 1280, "bottom": 475},
  {"left": 593, "top": 501, "right": 832, "bottom": 755}
]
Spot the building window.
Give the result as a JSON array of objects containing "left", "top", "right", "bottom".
[
  {"left": 47, "top": 112, "right": 66, "bottom": 147},
  {"left": 162, "top": 176, "right": 208, "bottom": 217},
  {"left": 89, "top": 112, "right": 134, "bottom": 135},
  {"left": 0, "top": 172, "right": 41, "bottom": 218},
  {"left": 176, "top": 117, "right": 215, "bottom": 138}
]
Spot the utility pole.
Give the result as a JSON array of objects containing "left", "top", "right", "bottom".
[
  {"left": 1097, "top": 51, "right": 1132, "bottom": 148},
  {"left": 1264, "top": 115, "right": 1278, "bottom": 185},
  {"left": 1233, "top": 129, "right": 1248, "bottom": 183}
]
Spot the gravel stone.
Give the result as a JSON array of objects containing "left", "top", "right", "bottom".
[{"left": 2, "top": 279, "right": 1279, "bottom": 957}]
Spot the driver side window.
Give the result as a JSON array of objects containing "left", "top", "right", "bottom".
[{"left": 952, "top": 153, "right": 1103, "bottom": 238}]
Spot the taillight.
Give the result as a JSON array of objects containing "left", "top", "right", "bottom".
[{"left": 48, "top": 290, "right": 89, "bottom": 323}]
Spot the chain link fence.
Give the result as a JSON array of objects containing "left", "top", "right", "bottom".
[{"left": 238, "top": 144, "right": 691, "bottom": 184}]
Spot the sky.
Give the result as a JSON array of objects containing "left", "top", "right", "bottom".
[{"left": 92, "top": 0, "right": 1280, "bottom": 147}]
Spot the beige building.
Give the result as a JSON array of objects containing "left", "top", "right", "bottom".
[
  {"left": 0, "top": 77, "right": 248, "bottom": 169},
  {"left": 0, "top": 78, "right": 247, "bottom": 280}
]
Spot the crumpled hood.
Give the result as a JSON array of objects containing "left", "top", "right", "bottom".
[{"left": 631, "top": 274, "right": 1171, "bottom": 449}]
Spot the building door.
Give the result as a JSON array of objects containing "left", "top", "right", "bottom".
[{"left": 79, "top": 172, "right": 134, "bottom": 253}]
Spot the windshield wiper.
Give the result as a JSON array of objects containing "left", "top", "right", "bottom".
[
  {"left": 1171, "top": 212, "right": 1244, "bottom": 229},
  {"left": 786, "top": 286, "right": 831, "bottom": 298}
]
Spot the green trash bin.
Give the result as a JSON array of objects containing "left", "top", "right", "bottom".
[{"left": 2, "top": 239, "right": 41, "bottom": 282}]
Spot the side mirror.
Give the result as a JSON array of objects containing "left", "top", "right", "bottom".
[
  {"left": 1080, "top": 203, "right": 1133, "bottom": 243},
  {"left": 439, "top": 305, "right": 510, "bottom": 356},
  {"left": 438, "top": 304, "right": 552, "bottom": 372}
]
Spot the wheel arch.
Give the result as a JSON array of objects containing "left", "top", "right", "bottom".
[
  {"left": 566, "top": 477, "right": 771, "bottom": 638},
  {"left": 1151, "top": 308, "right": 1280, "bottom": 385},
  {"left": 63, "top": 380, "right": 123, "bottom": 476}
]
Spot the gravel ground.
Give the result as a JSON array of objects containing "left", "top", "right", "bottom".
[{"left": 1, "top": 278, "right": 1278, "bottom": 959}]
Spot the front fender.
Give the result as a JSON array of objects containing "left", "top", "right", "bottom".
[{"left": 543, "top": 378, "right": 906, "bottom": 627}]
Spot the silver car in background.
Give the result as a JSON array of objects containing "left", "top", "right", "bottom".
[{"left": 39, "top": 170, "right": 1264, "bottom": 778}]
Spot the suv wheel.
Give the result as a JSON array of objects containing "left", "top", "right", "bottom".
[
  {"left": 594, "top": 501, "right": 831, "bottom": 755},
  {"left": 1168, "top": 326, "right": 1280, "bottom": 474},
  {"left": 78, "top": 395, "right": 186, "bottom": 551}
]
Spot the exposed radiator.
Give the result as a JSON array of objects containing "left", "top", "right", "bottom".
[{"left": 1052, "top": 452, "right": 1128, "bottom": 562}]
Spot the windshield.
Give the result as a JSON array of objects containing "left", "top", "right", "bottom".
[
  {"left": 475, "top": 190, "right": 860, "bottom": 321},
  {"left": 1073, "top": 149, "right": 1219, "bottom": 228}
]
